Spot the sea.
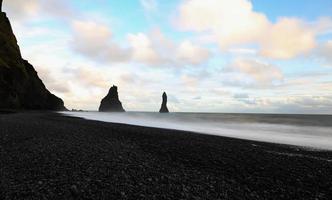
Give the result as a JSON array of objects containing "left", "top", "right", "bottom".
[{"left": 60, "top": 112, "right": 332, "bottom": 151}]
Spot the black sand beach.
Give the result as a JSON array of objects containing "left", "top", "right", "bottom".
[{"left": 0, "top": 112, "right": 332, "bottom": 200}]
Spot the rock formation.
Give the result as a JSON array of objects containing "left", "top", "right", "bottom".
[
  {"left": 159, "top": 92, "right": 169, "bottom": 113},
  {"left": 99, "top": 85, "right": 125, "bottom": 112},
  {"left": 0, "top": 1, "right": 66, "bottom": 110}
]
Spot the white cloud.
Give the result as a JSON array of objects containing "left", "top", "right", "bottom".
[
  {"left": 71, "top": 22, "right": 211, "bottom": 66},
  {"left": 228, "top": 48, "right": 257, "bottom": 55},
  {"left": 177, "top": 0, "right": 332, "bottom": 59},
  {"left": 127, "top": 29, "right": 211, "bottom": 66},
  {"left": 71, "top": 21, "right": 157, "bottom": 64},
  {"left": 127, "top": 33, "right": 160, "bottom": 64},
  {"left": 225, "top": 59, "right": 284, "bottom": 87},
  {"left": 181, "top": 74, "right": 199, "bottom": 88},
  {"left": 3, "top": 0, "right": 39, "bottom": 18},
  {"left": 260, "top": 18, "right": 316, "bottom": 59},
  {"left": 3, "top": 0, "right": 75, "bottom": 20},
  {"left": 314, "top": 17, "right": 332, "bottom": 34},
  {"left": 71, "top": 20, "right": 131, "bottom": 63},
  {"left": 317, "top": 40, "right": 332, "bottom": 66},
  {"left": 178, "top": 0, "right": 268, "bottom": 46},
  {"left": 37, "top": 66, "right": 70, "bottom": 94},
  {"left": 73, "top": 66, "right": 110, "bottom": 88},
  {"left": 72, "top": 21, "right": 112, "bottom": 51},
  {"left": 176, "top": 40, "right": 211, "bottom": 65}
]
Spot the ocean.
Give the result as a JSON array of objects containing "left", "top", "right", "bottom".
[{"left": 60, "top": 112, "right": 332, "bottom": 150}]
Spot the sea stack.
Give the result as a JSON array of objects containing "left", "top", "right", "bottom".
[
  {"left": 159, "top": 92, "right": 169, "bottom": 113},
  {"left": 0, "top": 0, "right": 66, "bottom": 110},
  {"left": 99, "top": 85, "right": 125, "bottom": 112}
]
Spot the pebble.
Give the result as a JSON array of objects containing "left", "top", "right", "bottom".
[{"left": 70, "top": 185, "right": 80, "bottom": 197}]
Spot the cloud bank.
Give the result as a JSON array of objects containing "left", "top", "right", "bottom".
[
  {"left": 177, "top": 0, "right": 332, "bottom": 59},
  {"left": 3, "top": 0, "right": 332, "bottom": 113}
]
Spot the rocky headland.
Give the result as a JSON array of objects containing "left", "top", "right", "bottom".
[{"left": 0, "top": 1, "right": 65, "bottom": 110}]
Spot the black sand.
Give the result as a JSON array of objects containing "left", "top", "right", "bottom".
[{"left": 0, "top": 112, "right": 331, "bottom": 200}]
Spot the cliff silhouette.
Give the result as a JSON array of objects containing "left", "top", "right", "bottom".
[{"left": 0, "top": 1, "right": 65, "bottom": 110}]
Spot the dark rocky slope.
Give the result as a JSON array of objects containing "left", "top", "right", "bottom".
[
  {"left": 0, "top": 2, "right": 65, "bottom": 110},
  {"left": 99, "top": 85, "right": 125, "bottom": 112},
  {"left": 159, "top": 92, "right": 169, "bottom": 113}
]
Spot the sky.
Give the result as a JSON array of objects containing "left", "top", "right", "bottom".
[{"left": 2, "top": 0, "right": 332, "bottom": 114}]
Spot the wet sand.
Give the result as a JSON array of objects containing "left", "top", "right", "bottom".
[{"left": 0, "top": 112, "right": 331, "bottom": 199}]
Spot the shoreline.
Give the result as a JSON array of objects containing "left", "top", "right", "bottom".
[
  {"left": 1, "top": 112, "right": 332, "bottom": 199},
  {"left": 61, "top": 111, "right": 332, "bottom": 151},
  {"left": 63, "top": 113, "right": 332, "bottom": 158}
]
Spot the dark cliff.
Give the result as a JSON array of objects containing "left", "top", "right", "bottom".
[
  {"left": 99, "top": 85, "right": 125, "bottom": 112},
  {"left": 159, "top": 92, "right": 169, "bottom": 113},
  {"left": 0, "top": 3, "right": 66, "bottom": 110}
]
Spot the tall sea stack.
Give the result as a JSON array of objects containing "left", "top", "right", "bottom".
[
  {"left": 159, "top": 92, "right": 169, "bottom": 113},
  {"left": 99, "top": 85, "right": 125, "bottom": 112},
  {"left": 0, "top": 0, "right": 66, "bottom": 110}
]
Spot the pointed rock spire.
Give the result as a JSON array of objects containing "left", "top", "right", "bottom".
[
  {"left": 159, "top": 92, "right": 169, "bottom": 113},
  {"left": 99, "top": 85, "right": 125, "bottom": 112}
]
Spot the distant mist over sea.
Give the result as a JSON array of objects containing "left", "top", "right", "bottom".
[{"left": 61, "top": 112, "right": 332, "bottom": 151}]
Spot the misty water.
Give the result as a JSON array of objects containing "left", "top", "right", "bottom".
[{"left": 61, "top": 112, "right": 332, "bottom": 150}]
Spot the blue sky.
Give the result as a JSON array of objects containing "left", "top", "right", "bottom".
[{"left": 3, "top": 0, "right": 332, "bottom": 113}]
